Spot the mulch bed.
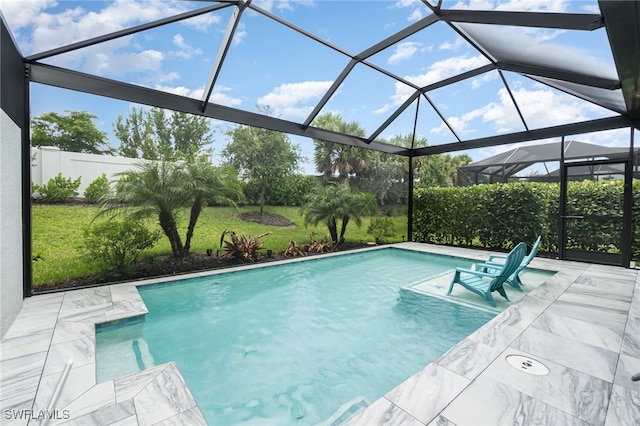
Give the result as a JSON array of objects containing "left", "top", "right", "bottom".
[{"left": 32, "top": 211, "right": 368, "bottom": 294}]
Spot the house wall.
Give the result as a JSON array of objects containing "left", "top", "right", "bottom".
[{"left": 0, "top": 17, "right": 26, "bottom": 338}]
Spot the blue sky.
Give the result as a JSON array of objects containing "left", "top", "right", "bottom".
[{"left": 1, "top": 0, "right": 635, "bottom": 174}]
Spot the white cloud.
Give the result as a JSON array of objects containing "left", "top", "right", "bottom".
[
  {"left": 392, "top": 0, "right": 428, "bottom": 22},
  {"left": 430, "top": 84, "right": 605, "bottom": 136},
  {"left": 374, "top": 54, "right": 489, "bottom": 115},
  {"left": 406, "top": 54, "right": 489, "bottom": 87},
  {"left": 173, "top": 34, "right": 203, "bottom": 59},
  {"left": 471, "top": 72, "right": 498, "bottom": 89},
  {"left": 451, "top": 0, "right": 568, "bottom": 12},
  {"left": 0, "top": 0, "right": 56, "bottom": 30},
  {"left": 153, "top": 84, "right": 243, "bottom": 108},
  {"left": 388, "top": 42, "right": 421, "bottom": 64},
  {"left": 257, "top": 80, "right": 333, "bottom": 119},
  {"left": 439, "top": 37, "right": 465, "bottom": 51},
  {"left": 1, "top": 0, "right": 222, "bottom": 80},
  {"left": 210, "top": 86, "right": 244, "bottom": 108}
]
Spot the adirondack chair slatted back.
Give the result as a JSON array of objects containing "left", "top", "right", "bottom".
[
  {"left": 523, "top": 236, "right": 542, "bottom": 266},
  {"left": 489, "top": 242, "right": 527, "bottom": 292}
]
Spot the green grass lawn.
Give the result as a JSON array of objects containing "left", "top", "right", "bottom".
[{"left": 32, "top": 204, "right": 408, "bottom": 286}]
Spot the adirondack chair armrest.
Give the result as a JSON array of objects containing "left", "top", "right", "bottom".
[
  {"left": 476, "top": 261, "right": 504, "bottom": 270},
  {"left": 487, "top": 254, "right": 508, "bottom": 262},
  {"left": 454, "top": 267, "right": 495, "bottom": 278}
]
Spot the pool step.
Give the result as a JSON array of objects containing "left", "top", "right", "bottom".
[{"left": 323, "top": 395, "right": 369, "bottom": 426}]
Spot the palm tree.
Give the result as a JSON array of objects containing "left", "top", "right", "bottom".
[
  {"left": 101, "top": 160, "right": 243, "bottom": 257},
  {"left": 312, "top": 113, "right": 371, "bottom": 181},
  {"left": 181, "top": 160, "right": 244, "bottom": 254},
  {"left": 301, "top": 182, "right": 377, "bottom": 244}
]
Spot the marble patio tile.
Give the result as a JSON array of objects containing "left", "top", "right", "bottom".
[
  {"left": 532, "top": 310, "right": 623, "bottom": 352},
  {"left": 613, "top": 353, "right": 640, "bottom": 391},
  {"left": 510, "top": 293, "right": 554, "bottom": 315},
  {"left": 105, "top": 415, "right": 137, "bottom": 426},
  {"left": 437, "top": 322, "right": 522, "bottom": 380},
  {"left": 62, "top": 380, "right": 116, "bottom": 421},
  {"left": 60, "top": 287, "right": 112, "bottom": 310},
  {"left": 569, "top": 277, "right": 635, "bottom": 302},
  {"left": 114, "top": 364, "right": 169, "bottom": 403},
  {"left": 441, "top": 375, "right": 590, "bottom": 426},
  {"left": 521, "top": 280, "right": 566, "bottom": 303},
  {"left": 436, "top": 338, "right": 500, "bottom": 380},
  {"left": 555, "top": 291, "right": 631, "bottom": 318},
  {"left": 0, "top": 351, "right": 47, "bottom": 398},
  {"left": 3, "top": 313, "right": 58, "bottom": 340},
  {"left": 132, "top": 362, "right": 198, "bottom": 426},
  {"left": 582, "top": 266, "right": 638, "bottom": 283},
  {"left": 512, "top": 327, "right": 618, "bottom": 383},
  {"left": 484, "top": 347, "right": 611, "bottom": 425},
  {"left": 621, "top": 284, "right": 640, "bottom": 358},
  {"left": 51, "top": 322, "right": 95, "bottom": 346},
  {"left": 0, "top": 392, "right": 35, "bottom": 426},
  {"left": 32, "top": 364, "right": 96, "bottom": 415},
  {"left": 59, "top": 400, "right": 135, "bottom": 426},
  {"left": 42, "top": 337, "right": 95, "bottom": 377},
  {"left": 466, "top": 320, "right": 522, "bottom": 350},
  {"left": 426, "top": 415, "right": 456, "bottom": 426},
  {"left": 104, "top": 301, "right": 148, "bottom": 323},
  {"left": 19, "top": 293, "right": 64, "bottom": 316},
  {"left": 491, "top": 305, "right": 541, "bottom": 330},
  {"left": 342, "top": 397, "right": 421, "bottom": 426},
  {"left": 1, "top": 329, "right": 54, "bottom": 361},
  {"left": 152, "top": 406, "right": 208, "bottom": 426},
  {"left": 385, "top": 363, "right": 470, "bottom": 424},
  {"left": 57, "top": 303, "right": 111, "bottom": 324},
  {"left": 603, "top": 383, "right": 640, "bottom": 426}
]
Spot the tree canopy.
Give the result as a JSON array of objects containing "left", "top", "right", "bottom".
[
  {"left": 114, "top": 106, "right": 214, "bottom": 160},
  {"left": 312, "top": 113, "right": 371, "bottom": 181},
  {"left": 223, "top": 107, "right": 302, "bottom": 214},
  {"left": 31, "top": 111, "right": 113, "bottom": 154}
]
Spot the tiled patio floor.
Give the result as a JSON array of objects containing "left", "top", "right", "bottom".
[{"left": 1, "top": 243, "right": 638, "bottom": 425}]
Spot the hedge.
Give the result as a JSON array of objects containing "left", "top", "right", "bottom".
[{"left": 413, "top": 180, "right": 639, "bottom": 261}]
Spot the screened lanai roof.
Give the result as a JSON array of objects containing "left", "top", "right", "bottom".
[
  {"left": 458, "top": 140, "right": 640, "bottom": 183},
  {"left": 2, "top": 0, "right": 640, "bottom": 157}
]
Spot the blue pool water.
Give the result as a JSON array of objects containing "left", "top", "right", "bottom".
[{"left": 96, "top": 248, "right": 495, "bottom": 425}]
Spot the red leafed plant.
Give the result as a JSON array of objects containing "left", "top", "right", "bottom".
[{"left": 220, "top": 230, "right": 271, "bottom": 262}]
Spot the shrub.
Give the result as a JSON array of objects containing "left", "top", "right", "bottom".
[
  {"left": 367, "top": 217, "right": 395, "bottom": 243},
  {"left": 84, "top": 174, "right": 110, "bottom": 204},
  {"left": 81, "top": 220, "right": 160, "bottom": 275},
  {"left": 243, "top": 175, "right": 320, "bottom": 206},
  {"left": 220, "top": 230, "right": 270, "bottom": 262},
  {"left": 33, "top": 173, "right": 81, "bottom": 203}
]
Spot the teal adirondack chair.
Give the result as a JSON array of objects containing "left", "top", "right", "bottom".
[
  {"left": 447, "top": 242, "right": 527, "bottom": 307},
  {"left": 476, "top": 236, "right": 541, "bottom": 290}
]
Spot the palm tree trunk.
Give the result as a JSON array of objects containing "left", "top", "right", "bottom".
[
  {"left": 183, "top": 197, "right": 202, "bottom": 256},
  {"left": 327, "top": 217, "right": 338, "bottom": 243},
  {"left": 159, "top": 211, "right": 183, "bottom": 256},
  {"left": 339, "top": 216, "right": 349, "bottom": 244},
  {"left": 259, "top": 184, "right": 266, "bottom": 215}
]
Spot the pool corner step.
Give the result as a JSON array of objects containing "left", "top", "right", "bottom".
[{"left": 323, "top": 395, "right": 369, "bottom": 426}]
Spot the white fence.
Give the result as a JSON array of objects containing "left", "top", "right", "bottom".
[{"left": 31, "top": 146, "right": 148, "bottom": 196}]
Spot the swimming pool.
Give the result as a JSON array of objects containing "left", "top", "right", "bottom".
[{"left": 96, "top": 248, "right": 496, "bottom": 425}]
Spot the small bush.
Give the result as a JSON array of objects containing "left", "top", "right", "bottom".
[
  {"left": 220, "top": 230, "right": 270, "bottom": 262},
  {"left": 367, "top": 217, "right": 395, "bottom": 243},
  {"left": 84, "top": 174, "right": 110, "bottom": 204},
  {"left": 33, "top": 173, "right": 81, "bottom": 203},
  {"left": 81, "top": 220, "right": 160, "bottom": 276}
]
